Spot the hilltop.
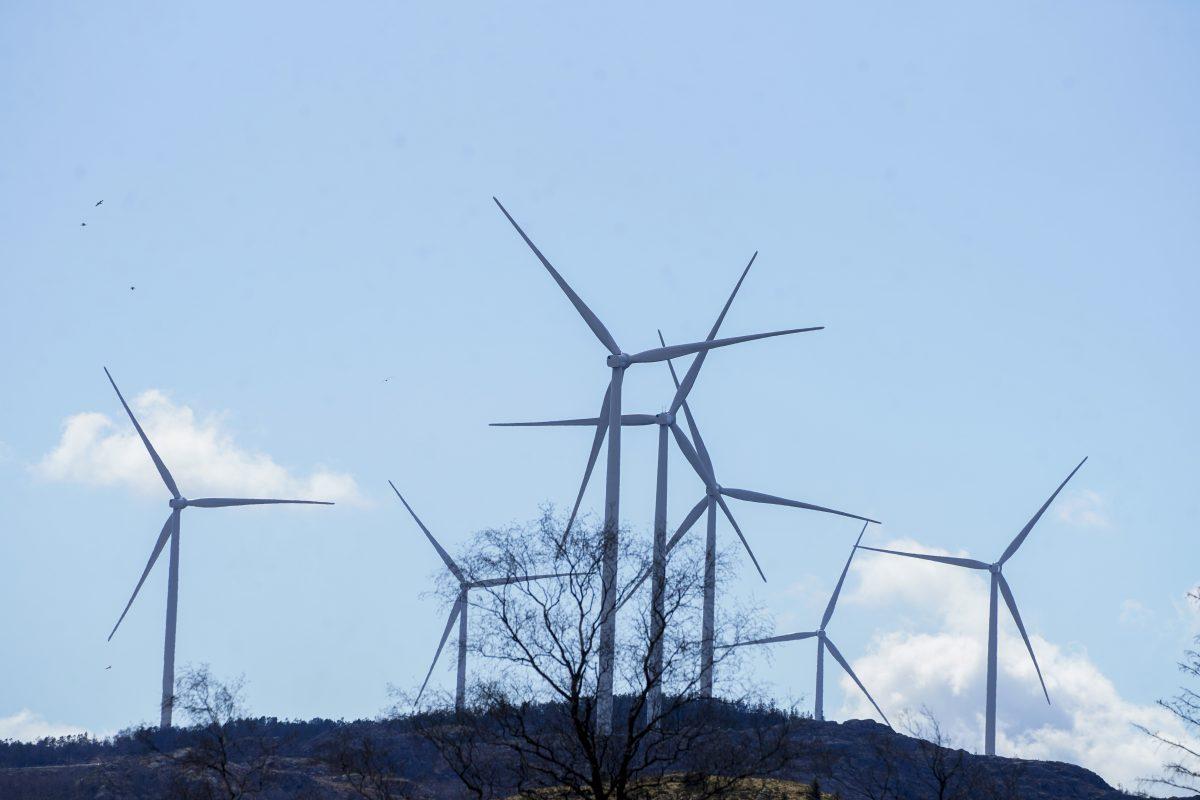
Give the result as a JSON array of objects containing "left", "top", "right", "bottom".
[{"left": 0, "top": 711, "right": 1176, "bottom": 800}]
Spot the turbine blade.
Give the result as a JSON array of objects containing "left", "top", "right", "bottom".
[
  {"left": 855, "top": 545, "right": 989, "bottom": 571},
  {"left": 389, "top": 482, "right": 463, "bottom": 581},
  {"left": 561, "top": 386, "right": 611, "bottom": 546},
  {"left": 706, "top": 253, "right": 756, "bottom": 340},
  {"left": 188, "top": 498, "right": 333, "bottom": 508},
  {"left": 720, "top": 486, "right": 879, "bottom": 524},
  {"left": 999, "top": 457, "right": 1088, "bottom": 564},
  {"left": 668, "top": 253, "right": 756, "bottom": 414},
  {"left": 825, "top": 637, "right": 891, "bottom": 728},
  {"left": 669, "top": 422, "right": 712, "bottom": 484},
  {"left": 722, "top": 630, "right": 819, "bottom": 648},
  {"left": 658, "top": 331, "right": 716, "bottom": 478},
  {"left": 415, "top": 598, "right": 463, "bottom": 706},
  {"left": 621, "top": 496, "right": 708, "bottom": 604},
  {"left": 490, "top": 417, "right": 602, "bottom": 427},
  {"left": 679, "top": 402, "right": 715, "bottom": 478},
  {"left": 822, "top": 523, "right": 868, "bottom": 629},
  {"left": 471, "top": 572, "right": 575, "bottom": 588},
  {"left": 493, "top": 198, "right": 620, "bottom": 355},
  {"left": 664, "top": 496, "right": 709, "bottom": 555},
  {"left": 491, "top": 413, "right": 653, "bottom": 428},
  {"left": 997, "top": 574, "right": 1050, "bottom": 705},
  {"left": 716, "top": 495, "right": 767, "bottom": 583},
  {"left": 104, "top": 368, "right": 180, "bottom": 499},
  {"left": 629, "top": 326, "right": 823, "bottom": 364},
  {"left": 108, "top": 511, "right": 177, "bottom": 641}
]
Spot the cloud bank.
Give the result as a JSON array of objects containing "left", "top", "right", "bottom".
[
  {"left": 0, "top": 709, "right": 91, "bottom": 741},
  {"left": 34, "top": 389, "right": 363, "bottom": 505},
  {"left": 839, "top": 537, "right": 1194, "bottom": 794}
]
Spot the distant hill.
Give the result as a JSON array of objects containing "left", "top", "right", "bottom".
[{"left": 0, "top": 711, "right": 1186, "bottom": 799}]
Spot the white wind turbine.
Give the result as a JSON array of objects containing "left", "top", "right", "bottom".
[
  {"left": 494, "top": 197, "right": 820, "bottom": 732},
  {"left": 102, "top": 368, "right": 333, "bottom": 729},
  {"left": 724, "top": 524, "right": 889, "bottom": 726},
  {"left": 492, "top": 253, "right": 778, "bottom": 723},
  {"left": 391, "top": 482, "right": 573, "bottom": 713},
  {"left": 654, "top": 337, "right": 878, "bottom": 697},
  {"left": 858, "top": 456, "right": 1088, "bottom": 756}
]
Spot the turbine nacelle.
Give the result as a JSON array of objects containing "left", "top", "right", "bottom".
[
  {"left": 705, "top": 483, "right": 722, "bottom": 499},
  {"left": 606, "top": 353, "right": 633, "bottom": 368},
  {"left": 989, "top": 562, "right": 1001, "bottom": 574},
  {"left": 655, "top": 411, "right": 675, "bottom": 426},
  {"left": 168, "top": 497, "right": 190, "bottom": 510}
]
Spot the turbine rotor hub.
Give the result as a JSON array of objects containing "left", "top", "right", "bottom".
[
  {"left": 989, "top": 562, "right": 1000, "bottom": 574},
  {"left": 606, "top": 353, "right": 632, "bottom": 369},
  {"left": 169, "top": 497, "right": 189, "bottom": 509},
  {"left": 706, "top": 484, "right": 721, "bottom": 498},
  {"left": 655, "top": 412, "right": 675, "bottom": 425}
]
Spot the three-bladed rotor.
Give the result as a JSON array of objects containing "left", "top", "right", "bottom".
[
  {"left": 104, "top": 368, "right": 334, "bottom": 642},
  {"left": 723, "top": 525, "right": 890, "bottom": 726},
  {"left": 857, "top": 456, "right": 1088, "bottom": 707},
  {"left": 390, "top": 481, "right": 576, "bottom": 705}
]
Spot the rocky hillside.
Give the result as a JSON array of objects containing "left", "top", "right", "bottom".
[{"left": 0, "top": 715, "right": 1182, "bottom": 799}]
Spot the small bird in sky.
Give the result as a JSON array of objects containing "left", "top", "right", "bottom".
[
  {"left": 105, "top": 665, "right": 111, "bottom": 670},
  {"left": 95, "top": 200, "right": 104, "bottom": 207},
  {"left": 80, "top": 222, "right": 87, "bottom": 227},
  {"left": 129, "top": 286, "right": 135, "bottom": 291}
]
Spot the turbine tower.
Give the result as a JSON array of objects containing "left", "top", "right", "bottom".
[
  {"left": 724, "top": 524, "right": 889, "bottom": 726},
  {"left": 656, "top": 336, "right": 878, "bottom": 697},
  {"left": 103, "top": 368, "right": 333, "bottom": 729},
  {"left": 492, "top": 253, "right": 768, "bottom": 723},
  {"left": 493, "top": 197, "right": 818, "bottom": 732},
  {"left": 858, "top": 457, "right": 1088, "bottom": 756},
  {"left": 392, "top": 482, "right": 573, "bottom": 713}
]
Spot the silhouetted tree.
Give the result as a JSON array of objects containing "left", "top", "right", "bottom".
[
  {"left": 1137, "top": 590, "right": 1200, "bottom": 795},
  {"left": 411, "top": 511, "right": 800, "bottom": 800},
  {"left": 317, "top": 722, "right": 421, "bottom": 800},
  {"left": 829, "top": 726, "right": 903, "bottom": 800},
  {"left": 139, "top": 665, "right": 278, "bottom": 800},
  {"left": 902, "top": 708, "right": 985, "bottom": 800}
]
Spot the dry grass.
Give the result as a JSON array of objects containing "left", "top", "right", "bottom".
[{"left": 508, "top": 776, "right": 828, "bottom": 800}]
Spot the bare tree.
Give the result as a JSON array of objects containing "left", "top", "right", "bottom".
[
  {"left": 411, "top": 511, "right": 801, "bottom": 800},
  {"left": 901, "top": 707, "right": 985, "bottom": 800},
  {"left": 832, "top": 727, "right": 904, "bottom": 800},
  {"left": 317, "top": 722, "right": 421, "bottom": 800},
  {"left": 1138, "top": 591, "right": 1200, "bottom": 795},
  {"left": 140, "top": 665, "right": 277, "bottom": 800}
]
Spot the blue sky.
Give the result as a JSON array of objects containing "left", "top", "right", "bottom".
[{"left": 1, "top": 1, "right": 1197, "bottom": 788}]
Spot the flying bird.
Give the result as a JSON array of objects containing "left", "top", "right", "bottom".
[
  {"left": 80, "top": 222, "right": 87, "bottom": 227},
  {"left": 129, "top": 286, "right": 135, "bottom": 291},
  {"left": 95, "top": 200, "right": 104, "bottom": 207}
]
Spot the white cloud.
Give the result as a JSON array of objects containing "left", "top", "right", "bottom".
[
  {"left": 0, "top": 709, "right": 90, "bottom": 741},
  {"left": 840, "top": 538, "right": 1197, "bottom": 794},
  {"left": 34, "top": 390, "right": 363, "bottom": 505},
  {"left": 1056, "top": 489, "right": 1111, "bottom": 528},
  {"left": 1119, "top": 599, "right": 1153, "bottom": 628}
]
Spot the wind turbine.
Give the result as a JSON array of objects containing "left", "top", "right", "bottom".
[
  {"left": 102, "top": 368, "right": 333, "bottom": 729},
  {"left": 492, "top": 253, "right": 770, "bottom": 723},
  {"left": 493, "top": 197, "right": 820, "bottom": 732},
  {"left": 392, "top": 482, "right": 573, "bottom": 713},
  {"left": 858, "top": 456, "right": 1088, "bottom": 756},
  {"left": 655, "top": 335, "right": 878, "bottom": 697},
  {"left": 723, "top": 524, "right": 889, "bottom": 726}
]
